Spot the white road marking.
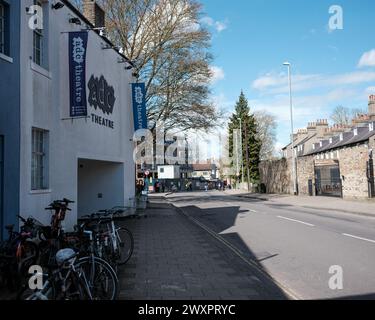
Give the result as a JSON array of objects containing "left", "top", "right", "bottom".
[
  {"left": 342, "top": 233, "right": 375, "bottom": 244},
  {"left": 249, "top": 209, "right": 257, "bottom": 213},
  {"left": 277, "top": 216, "right": 315, "bottom": 227}
]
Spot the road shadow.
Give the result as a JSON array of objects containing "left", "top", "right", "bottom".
[
  {"left": 326, "top": 292, "right": 375, "bottom": 300},
  {"left": 178, "top": 204, "right": 289, "bottom": 300},
  {"left": 165, "top": 194, "right": 267, "bottom": 205}
]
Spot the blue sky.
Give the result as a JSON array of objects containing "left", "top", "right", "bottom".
[{"left": 200, "top": 0, "right": 375, "bottom": 151}]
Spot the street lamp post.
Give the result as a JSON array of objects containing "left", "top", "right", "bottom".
[
  {"left": 283, "top": 62, "right": 297, "bottom": 195},
  {"left": 238, "top": 118, "right": 244, "bottom": 185},
  {"left": 234, "top": 129, "right": 240, "bottom": 189}
]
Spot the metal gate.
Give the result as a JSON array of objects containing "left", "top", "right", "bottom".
[
  {"left": 315, "top": 163, "right": 342, "bottom": 198},
  {"left": 368, "top": 152, "right": 375, "bottom": 198}
]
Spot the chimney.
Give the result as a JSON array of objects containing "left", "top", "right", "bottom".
[
  {"left": 330, "top": 124, "right": 350, "bottom": 134},
  {"left": 369, "top": 95, "right": 375, "bottom": 120},
  {"left": 83, "top": 0, "right": 105, "bottom": 28},
  {"left": 315, "top": 119, "right": 329, "bottom": 138},
  {"left": 296, "top": 128, "right": 308, "bottom": 141},
  {"left": 352, "top": 113, "right": 370, "bottom": 127},
  {"left": 323, "top": 127, "right": 335, "bottom": 139},
  {"left": 307, "top": 122, "right": 317, "bottom": 135}
]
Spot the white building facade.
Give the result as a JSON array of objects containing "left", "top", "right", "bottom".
[{"left": 0, "top": 0, "right": 136, "bottom": 236}]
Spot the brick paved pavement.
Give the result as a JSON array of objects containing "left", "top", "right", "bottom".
[{"left": 118, "top": 198, "right": 287, "bottom": 300}]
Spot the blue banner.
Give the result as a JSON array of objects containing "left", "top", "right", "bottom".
[
  {"left": 131, "top": 83, "right": 148, "bottom": 131},
  {"left": 69, "top": 32, "right": 88, "bottom": 117}
]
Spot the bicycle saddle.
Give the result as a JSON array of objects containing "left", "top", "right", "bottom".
[{"left": 55, "top": 248, "right": 77, "bottom": 267}]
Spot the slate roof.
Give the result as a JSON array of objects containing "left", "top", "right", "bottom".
[{"left": 304, "top": 122, "right": 375, "bottom": 156}]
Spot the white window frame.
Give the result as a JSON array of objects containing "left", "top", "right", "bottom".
[
  {"left": 31, "top": 128, "right": 49, "bottom": 190},
  {"left": 32, "top": 0, "right": 46, "bottom": 67},
  {"left": 33, "top": 21, "right": 43, "bottom": 66}
]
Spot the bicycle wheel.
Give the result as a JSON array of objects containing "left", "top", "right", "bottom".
[
  {"left": 115, "top": 228, "right": 134, "bottom": 266},
  {"left": 21, "top": 278, "right": 55, "bottom": 300},
  {"left": 18, "top": 241, "right": 39, "bottom": 273},
  {"left": 75, "top": 256, "right": 119, "bottom": 300}
]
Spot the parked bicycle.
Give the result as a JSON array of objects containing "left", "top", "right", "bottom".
[
  {"left": 79, "top": 208, "right": 134, "bottom": 268},
  {"left": 1, "top": 199, "right": 134, "bottom": 300},
  {"left": 0, "top": 215, "right": 40, "bottom": 293},
  {"left": 22, "top": 248, "right": 118, "bottom": 300}
]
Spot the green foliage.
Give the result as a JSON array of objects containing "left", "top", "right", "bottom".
[{"left": 228, "top": 91, "right": 262, "bottom": 184}]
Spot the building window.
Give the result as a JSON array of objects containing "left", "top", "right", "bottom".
[
  {"left": 0, "top": 0, "right": 9, "bottom": 56},
  {"left": 160, "top": 168, "right": 164, "bottom": 173},
  {"left": 31, "top": 128, "right": 49, "bottom": 190},
  {"left": 33, "top": 0, "right": 43, "bottom": 66},
  {"left": 32, "top": 0, "right": 48, "bottom": 67}
]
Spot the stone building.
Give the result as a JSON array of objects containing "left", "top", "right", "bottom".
[{"left": 260, "top": 95, "right": 375, "bottom": 199}]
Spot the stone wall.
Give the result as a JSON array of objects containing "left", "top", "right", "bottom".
[
  {"left": 259, "top": 159, "right": 291, "bottom": 194},
  {"left": 296, "top": 155, "right": 315, "bottom": 196},
  {"left": 260, "top": 139, "right": 375, "bottom": 198},
  {"left": 339, "top": 144, "right": 371, "bottom": 199}
]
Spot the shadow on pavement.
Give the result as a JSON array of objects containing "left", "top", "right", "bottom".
[
  {"left": 118, "top": 199, "right": 289, "bottom": 300},
  {"left": 178, "top": 204, "right": 290, "bottom": 300},
  {"left": 166, "top": 194, "right": 267, "bottom": 205},
  {"left": 326, "top": 292, "right": 375, "bottom": 300}
]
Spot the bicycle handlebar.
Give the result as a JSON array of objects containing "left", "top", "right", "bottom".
[
  {"left": 17, "top": 215, "right": 27, "bottom": 223},
  {"left": 45, "top": 198, "right": 74, "bottom": 211}
]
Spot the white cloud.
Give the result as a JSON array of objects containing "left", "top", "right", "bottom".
[
  {"left": 201, "top": 16, "right": 228, "bottom": 33},
  {"left": 210, "top": 66, "right": 225, "bottom": 83},
  {"left": 252, "top": 71, "right": 375, "bottom": 95},
  {"left": 211, "top": 93, "right": 234, "bottom": 114},
  {"left": 249, "top": 88, "right": 358, "bottom": 124},
  {"left": 358, "top": 49, "right": 375, "bottom": 68},
  {"left": 201, "top": 16, "right": 214, "bottom": 26},
  {"left": 215, "top": 21, "right": 227, "bottom": 32}
]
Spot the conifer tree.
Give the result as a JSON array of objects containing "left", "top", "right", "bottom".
[{"left": 228, "top": 91, "right": 262, "bottom": 188}]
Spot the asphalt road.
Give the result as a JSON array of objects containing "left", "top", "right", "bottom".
[{"left": 167, "top": 191, "right": 375, "bottom": 300}]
